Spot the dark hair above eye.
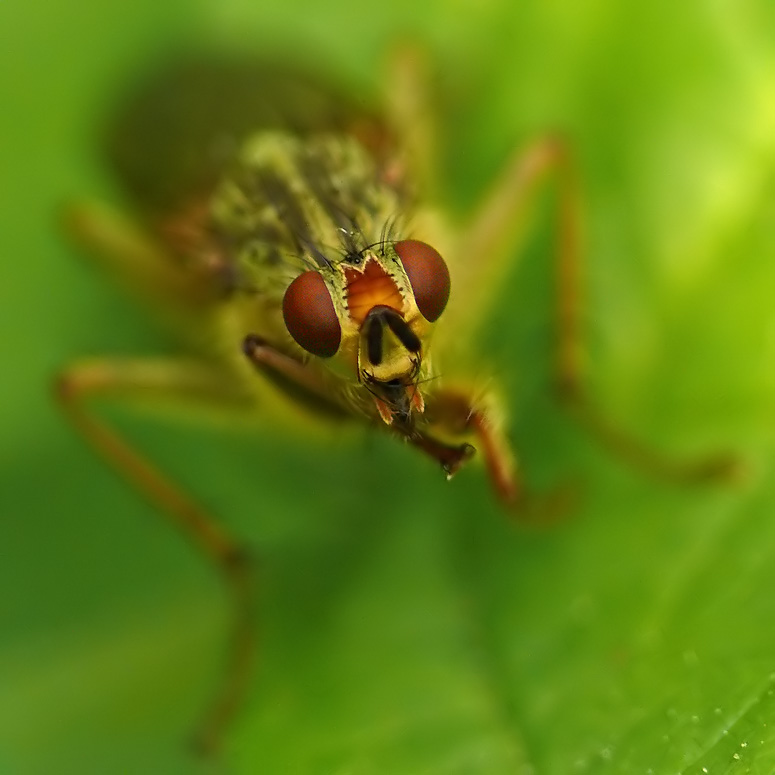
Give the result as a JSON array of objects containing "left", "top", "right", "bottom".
[
  {"left": 282, "top": 271, "right": 341, "bottom": 357},
  {"left": 393, "top": 240, "right": 450, "bottom": 322}
]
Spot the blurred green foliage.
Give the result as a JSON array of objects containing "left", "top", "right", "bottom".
[{"left": 1, "top": 0, "right": 774, "bottom": 773}]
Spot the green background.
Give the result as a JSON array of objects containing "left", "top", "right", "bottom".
[{"left": 2, "top": 1, "right": 775, "bottom": 773}]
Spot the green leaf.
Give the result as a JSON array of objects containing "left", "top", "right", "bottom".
[{"left": 1, "top": 1, "right": 774, "bottom": 773}]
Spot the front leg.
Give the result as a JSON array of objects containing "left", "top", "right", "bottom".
[
  {"left": 422, "top": 386, "right": 519, "bottom": 503},
  {"left": 242, "top": 336, "right": 475, "bottom": 474},
  {"left": 448, "top": 136, "right": 741, "bottom": 485},
  {"left": 423, "top": 385, "right": 575, "bottom": 522}
]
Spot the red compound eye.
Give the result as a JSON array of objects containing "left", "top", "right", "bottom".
[
  {"left": 394, "top": 240, "right": 450, "bottom": 322},
  {"left": 282, "top": 271, "right": 341, "bottom": 357}
]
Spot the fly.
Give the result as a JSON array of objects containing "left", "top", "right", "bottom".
[{"left": 55, "top": 48, "right": 740, "bottom": 756}]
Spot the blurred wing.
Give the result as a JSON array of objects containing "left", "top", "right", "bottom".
[{"left": 104, "top": 53, "right": 394, "bottom": 220}]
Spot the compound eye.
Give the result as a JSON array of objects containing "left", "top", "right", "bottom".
[
  {"left": 282, "top": 271, "right": 341, "bottom": 357},
  {"left": 394, "top": 240, "right": 450, "bottom": 322}
]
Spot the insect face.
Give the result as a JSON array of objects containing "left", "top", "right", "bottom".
[{"left": 281, "top": 236, "right": 450, "bottom": 426}]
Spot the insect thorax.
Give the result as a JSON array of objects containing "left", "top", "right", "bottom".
[
  {"left": 206, "top": 130, "right": 440, "bottom": 426},
  {"left": 210, "top": 131, "right": 409, "bottom": 301}
]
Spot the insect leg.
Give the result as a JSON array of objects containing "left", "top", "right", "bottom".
[
  {"left": 54, "top": 356, "right": 257, "bottom": 755},
  {"left": 382, "top": 43, "right": 438, "bottom": 198},
  {"left": 62, "top": 199, "right": 229, "bottom": 309},
  {"left": 441, "top": 136, "right": 566, "bottom": 338},
  {"left": 243, "top": 337, "right": 478, "bottom": 473},
  {"left": 242, "top": 335, "right": 351, "bottom": 418},
  {"left": 456, "top": 136, "right": 740, "bottom": 483},
  {"left": 425, "top": 386, "right": 575, "bottom": 520}
]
